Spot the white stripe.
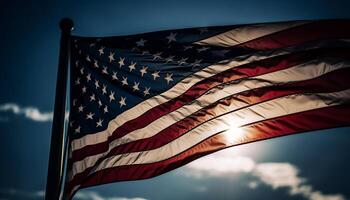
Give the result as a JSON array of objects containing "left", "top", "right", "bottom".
[
  {"left": 70, "top": 41, "right": 339, "bottom": 152},
  {"left": 110, "top": 58, "right": 349, "bottom": 147},
  {"left": 194, "top": 21, "right": 310, "bottom": 47},
  {"left": 71, "top": 89, "right": 350, "bottom": 177},
  {"left": 70, "top": 47, "right": 288, "bottom": 151},
  {"left": 69, "top": 57, "right": 350, "bottom": 179}
]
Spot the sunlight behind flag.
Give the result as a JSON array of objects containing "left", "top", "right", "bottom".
[
  {"left": 223, "top": 125, "right": 246, "bottom": 145},
  {"left": 64, "top": 19, "right": 350, "bottom": 199}
]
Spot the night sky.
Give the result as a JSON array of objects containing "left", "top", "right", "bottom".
[{"left": 1, "top": 0, "right": 350, "bottom": 200}]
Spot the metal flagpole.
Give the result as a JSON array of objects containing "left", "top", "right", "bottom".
[{"left": 45, "top": 18, "right": 74, "bottom": 200}]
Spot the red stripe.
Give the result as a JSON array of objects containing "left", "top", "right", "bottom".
[
  {"left": 89, "top": 67, "right": 350, "bottom": 156},
  {"left": 67, "top": 68, "right": 350, "bottom": 191},
  {"left": 68, "top": 104, "right": 350, "bottom": 198},
  {"left": 68, "top": 67, "right": 350, "bottom": 167},
  {"left": 239, "top": 20, "right": 350, "bottom": 50},
  {"left": 70, "top": 48, "right": 349, "bottom": 162}
]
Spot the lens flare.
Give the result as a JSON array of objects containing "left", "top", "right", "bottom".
[{"left": 223, "top": 126, "right": 245, "bottom": 145}]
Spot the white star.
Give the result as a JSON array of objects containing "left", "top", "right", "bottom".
[
  {"left": 140, "top": 66, "right": 148, "bottom": 77},
  {"left": 132, "top": 81, "right": 140, "bottom": 91},
  {"left": 178, "top": 57, "right": 188, "bottom": 65},
  {"left": 183, "top": 45, "right": 193, "bottom": 51},
  {"left": 112, "top": 71, "right": 118, "bottom": 80},
  {"left": 109, "top": 91, "right": 115, "bottom": 102},
  {"left": 128, "top": 62, "right": 136, "bottom": 72},
  {"left": 90, "top": 94, "right": 96, "bottom": 101},
  {"left": 164, "top": 73, "right": 173, "bottom": 84},
  {"left": 86, "top": 112, "right": 94, "bottom": 120},
  {"left": 75, "top": 126, "right": 81, "bottom": 133},
  {"left": 73, "top": 99, "right": 77, "bottom": 106},
  {"left": 108, "top": 52, "right": 115, "bottom": 62},
  {"left": 165, "top": 56, "right": 175, "bottom": 63},
  {"left": 166, "top": 32, "right": 177, "bottom": 43},
  {"left": 151, "top": 71, "right": 160, "bottom": 80},
  {"left": 103, "top": 105, "right": 108, "bottom": 113},
  {"left": 86, "top": 73, "right": 91, "bottom": 82},
  {"left": 121, "top": 76, "right": 128, "bottom": 86},
  {"left": 119, "top": 96, "right": 126, "bottom": 107},
  {"left": 78, "top": 105, "right": 84, "bottom": 112},
  {"left": 80, "top": 68, "right": 84, "bottom": 75},
  {"left": 82, "top": 86, "right": 87, "bottom": 93},
  {"left": 86, "top": 55, "right": 91, "bottom": 62},
  {"left": 152, "top": 52, "right": 162, "bottom": 60},
  {"left": 94, "top": 60, "right": 99, "bottom": 68},
  {"left": 197, "top": 46, "right": 210, "bottom": 52},
  {"left": 131, "top": 47, "right": 140, "bottom": 52},
  {"left": 191, "top": 59, "right": 202, "bottom": 67},
  {"left": 69, "top": 121, "right": 74, "bottom": 127},
  {"left": 141, "top": 50, "right": 149, "bottom": 55},
  {"left": 102, "top": 85, "right": 107, "bottom": 95},
  {"left": 95, "top": 80, "right": 100, "bottom": 89},
  {"left": 98, "top": 46, "right": 105, "bottom": 55},
  {"left": 98, "top": 99, "right": 103, "bottom": 107},
  {"left": 75, "top": 60, "right": 79, "bottom": 67},
  {"left": 136, "top": 38, "right": 146, "bottom": 47},
  {"left": 75, "top": 77, "right": 80, "bottom": 85},
  {"left": 102, "top": 66, "right": 108, "bottom": 75},
  {"left": 96, "top": 119, "right": 103, "bottom": 127},
  {"left": 118, "top": 57, "right": 125, "bottom": 67},
  {"left": 143, "top": 87, "right": 150, "bottom": 96}
]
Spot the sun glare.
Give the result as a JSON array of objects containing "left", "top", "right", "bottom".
[
  {"left": 224, "top": 126, "right": 245, "bottom": 145},
  {"left": 220, "top": 125, "right": 264, "bottom": 157}
]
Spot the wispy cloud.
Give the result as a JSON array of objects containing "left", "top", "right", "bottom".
[
  {"left": 254, "top": 163, "right": 345, "bottom": 200},
  {"left": 182, "top": 149, "right": 346, "bottom": 200},
  {"left": 0, "top": 188, "right": 44, "bottom": 199},
  {"left": 247, "top": 181, "right": 259, "bottom": 189},
  {"left": 75, "top": 190, "right": 148, "bottom": 200},
  {"left": 182, "top": 155, "right": 255, "bottom": 178},
  {"left": 0, "top": 103, "right": 53, "bottom": 122},
  {"left": 254, "top": 162, "right": 302, "bottom": 189},
  {"left": 0, "top": 188, "right": 148, "bottom": 200}
]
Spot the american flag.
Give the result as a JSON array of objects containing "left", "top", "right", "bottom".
[{"left": 65, "top": 19, "right": 350, "bottom": 198}]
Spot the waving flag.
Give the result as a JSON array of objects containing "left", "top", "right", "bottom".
[{"left": 65, "top": 19, "right": 350, "bottom": 198}]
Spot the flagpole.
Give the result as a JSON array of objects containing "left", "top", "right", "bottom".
[{"left": 45, "top": 18, "right": 73, "bottom": 200}]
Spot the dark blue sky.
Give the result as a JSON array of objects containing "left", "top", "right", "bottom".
[{"left": 1, "top": 0, "right": 350, "bottom": 200}]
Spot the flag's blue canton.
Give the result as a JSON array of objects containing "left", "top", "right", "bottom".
[{"left": 68, "top": 25, "right": 252, "bottom": 139}]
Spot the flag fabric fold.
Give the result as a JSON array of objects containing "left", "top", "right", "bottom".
[{"left": 64, "top": 19, "right": 350, "bottom": 198}]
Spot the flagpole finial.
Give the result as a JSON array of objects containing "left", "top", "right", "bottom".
[{"left": 60, "top": 18, "right": 74, "bottom": 32}]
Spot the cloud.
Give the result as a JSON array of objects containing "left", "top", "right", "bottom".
[
  {"left": 247, "top": 181, "right": 259, "bottom": 189},
  {"left": 253, "top": 162, "right": 302, "bottom": 189},
  {"left": 0, "top": 103, "right": 53, "bottom": 122},
  {"left": 0, "top": 188, "right": 148, "bottom": 200},
  {"left": 0, "top": 188, "right": 44, "bottom": 199},
  {"left": 75, "top": 190, "right": 148, "bottom": 200},
  {"left": 253, "top": 163, "right": 345, "bottom": 200},
  {"left": 182, "top": 150, "right": 255, "bottom": 178},
  {"left": 182, "top": 149, "right": 347, "bottom": 200}
]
